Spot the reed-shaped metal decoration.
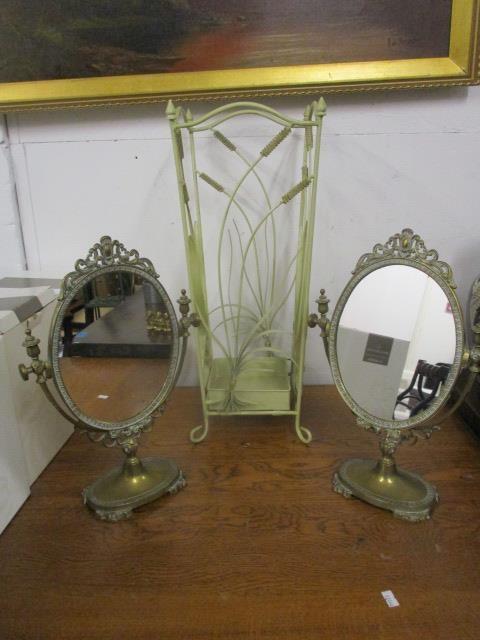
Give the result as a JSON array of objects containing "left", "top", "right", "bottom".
[{"left": 168, "top": 100, "right": 326, "bottom": 443}]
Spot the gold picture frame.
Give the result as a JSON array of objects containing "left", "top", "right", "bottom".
[{"left": 0, "top": 0, "right": 478, "bottom": 112}]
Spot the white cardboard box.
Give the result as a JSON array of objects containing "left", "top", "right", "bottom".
[{"left": 0, "top": 275, "right": 73, "bottom": 533}]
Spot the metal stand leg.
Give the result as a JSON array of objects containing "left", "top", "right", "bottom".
[
  {"left": 190, "top": 418, "right": 209, "bottom": 443},
  {"left": 294, "top": 413, "right": 312, "bottom": 444}
]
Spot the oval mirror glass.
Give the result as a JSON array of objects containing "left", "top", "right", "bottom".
[
  {"left": 51, "top": 267, "right": 179, "bottom": 429},
  {"left": 333, "top": 264, "right": 461, "bottom": 427}
]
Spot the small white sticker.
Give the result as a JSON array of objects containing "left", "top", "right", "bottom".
[
  {"left": 382, "top": 590, "right": 399, "bottom": 608},
  {"left": 97, "top": 395, "right": 109, "bottom": 400}
]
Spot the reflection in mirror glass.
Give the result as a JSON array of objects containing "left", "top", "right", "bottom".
[
  {"left": 57, "top": 272, "right": 172, "bottom": 422},
  {"left": 337, "top": 265, "right": 456, "bottom": 421}
]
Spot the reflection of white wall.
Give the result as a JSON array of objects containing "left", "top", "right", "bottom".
[
  {"left": 340, "top": 265, "right": 428, "bottom": 340},
  {"left": 404, "top": 277, "right": 456, "bottom": 375}
]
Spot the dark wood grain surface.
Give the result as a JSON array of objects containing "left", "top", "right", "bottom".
[{"left": 1, "top": 386, "right": 479, "bottom": 640}]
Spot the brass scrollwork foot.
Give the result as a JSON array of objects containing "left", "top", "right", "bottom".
[
  {"left": 84, "top": 500, "right": 133, "bottom": 522},
  {"left": 167, "top": 471, "right": 187, "bottom": 495},
  {"left": 393, "top": 500, "right": 437, "bottom": 522},
  {"left": 332, "top": 472, "right": 353, "bottom": 498}
]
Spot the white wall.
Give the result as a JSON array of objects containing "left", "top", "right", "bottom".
[
  {"left": 0, "top": 117, "right": 25, "bottom": 271},
  {"left": 1, "top": 86, "right": 480, "bottom": 384}
]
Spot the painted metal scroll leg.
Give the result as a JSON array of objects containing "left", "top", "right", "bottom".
[
  {"left": 190, "top": 418, "right": 209, "bottom": 443},
  {"left": 294, "top": 413, "right": 312, "bottom": 444}
]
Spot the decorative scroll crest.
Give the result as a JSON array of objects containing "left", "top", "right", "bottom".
[
  {"left": 352, "top": 228, "right": 456, "bottom": 289},
  {"left": 59, "top": 235, "right": 158, "bottom": 300},
  {"left": 356, "top": 417, "right": 381, "bottom": 434},
  {"left": 79, "top": 403, "right": 169, "bottom": 447},
  {"left": 80, "top": 416, "right": 152, "bottom": 448},
  {"left": 356, "top": 416, "right": 439, "bottom": 442}
]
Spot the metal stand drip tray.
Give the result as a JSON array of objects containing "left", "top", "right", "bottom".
[{"left": 206, "top": 356, "right": 291, "bottom": 412}]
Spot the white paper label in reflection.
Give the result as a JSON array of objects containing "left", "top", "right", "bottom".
[
  {"left": 97, "top": 395, "right": 109, "bottom": 400},
  {"left": 381, "top": 590, "right": 400, "bottom": 608}
]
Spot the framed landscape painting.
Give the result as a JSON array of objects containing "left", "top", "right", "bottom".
[{"left": 0, "top": 0, "right": 478, "bottom": 111}]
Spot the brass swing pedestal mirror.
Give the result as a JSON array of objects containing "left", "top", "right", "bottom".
[
  {"left": 19, "top": 236, "right": 198, "bottom": 521},
  {"left": 310, "top": 228, "right": 480, "bottom": 521}
]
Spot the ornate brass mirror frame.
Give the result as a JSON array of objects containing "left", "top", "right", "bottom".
[
  {"left": 309, "top": 229, "right": 480, "bottom": 521},
  {"left": 50, "top": 243, "right": 181, "bottom": 432},
  {"left": 19, "top": 236, "right": 199, "bottom": 521}
]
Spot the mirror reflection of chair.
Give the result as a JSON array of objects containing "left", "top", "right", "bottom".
[{"left": 394, "top": 359, "right": 451, "bottom": 419}]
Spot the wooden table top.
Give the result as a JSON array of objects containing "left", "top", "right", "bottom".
[{"left": 1, "top": 386, "right": 480, "bottom": 640}]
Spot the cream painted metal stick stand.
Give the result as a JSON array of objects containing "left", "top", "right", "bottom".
[{"left": 168, "top": 99, "right": 326, "bottom": 443}]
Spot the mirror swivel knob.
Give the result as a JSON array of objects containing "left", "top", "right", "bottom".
[
  {"left": 18, "top": 325, "right": 52, "bottom": 384},
  {"left": 18, "top": 363, "right": 31, "bottom": 381},
  {"left": 178, "top": 289, "right": 201, "bottom": 335}
]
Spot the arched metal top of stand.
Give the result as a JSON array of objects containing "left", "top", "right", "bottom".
[{"left": 169, "top": 100, "right": 326, "bottom": 132}]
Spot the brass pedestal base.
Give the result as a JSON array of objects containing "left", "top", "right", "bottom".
[
  {"left": 333, "top": 458, "right": 438, "bottom": 522},
  {"left": 83, "top": 456, "right": 186, "bottom": 522}
]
